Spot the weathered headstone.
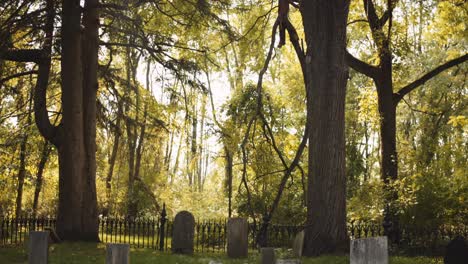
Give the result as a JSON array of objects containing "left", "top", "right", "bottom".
[
  {"left": 444, "top": 236, "right": 468, "bottom": 264},
  {"left": 292, "top": 230, "right": 304, "bottom": 258},
  {"left": 28, "top": 231, "right": 49, "bottom": 264},
  {"left": 227, "top": 217, "right": 248, "bottom": 258},
  {"left": 106, "top": 243, "right": 130, "bottom": 264},
  {"left": 171, "top": 210, "right": 195, "bottom": 254},
  {"left": 350, "top": 236, "right": 388, "bottom": 264},
  {"left": 261, "top": 247, "right": 276, "bottom": 264}
]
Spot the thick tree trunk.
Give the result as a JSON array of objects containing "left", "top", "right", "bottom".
[
  {"left": 81, "top": 0, "right": 100, "bottom": 240},
  {"left": 56, "top": 0, "right": 87, "bottom": 240},
  {"left": 301, "top": 0, "right": 350, "bottom": 256}
]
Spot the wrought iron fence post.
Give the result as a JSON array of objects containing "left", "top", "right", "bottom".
[{"left": 159, "top": 203, "right": 167, "bottom": 251}]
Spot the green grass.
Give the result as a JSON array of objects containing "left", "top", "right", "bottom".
[{"left": 0, "top": 243, "right": 443, "bottom": 263}]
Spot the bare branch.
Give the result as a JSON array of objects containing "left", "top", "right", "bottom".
[
  {"left": 346, "top": 50, "right": 379, "bottom": 78},
  {"left": 394, "top": 53, "right": 468, "bottom": 103}
]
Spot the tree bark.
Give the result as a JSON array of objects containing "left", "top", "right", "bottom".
[
  {"left": 32, "top": 140, "right": 52, "bottom": 218},
  {"left": 55, "top": 0, "right": 87, "bottom": 240},
  {"left": 105, "top": 99, "right": 123, "bottom": 215},
  {"left": 81, "top": 0, "right": 100, "bottom": 241},
  {"left": 15, "top": 86, "right": 32, "bottom": 217},
  {"left": 301, "top": 0, "right": 350, "bottom": 256}
]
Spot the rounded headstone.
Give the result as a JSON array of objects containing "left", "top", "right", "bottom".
[
  {"left": 171, "top": 210, "right": 195, "bottom": 254},
  {"left": 444, "top": 236, "right": 468, "bottom": 264}
]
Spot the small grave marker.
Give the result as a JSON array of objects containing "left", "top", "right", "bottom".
[
  {"left": 106, "top": 243, "right": 130, "bottom": 264},
  {"left": 261, "top": 247, "right": 276, "bottom": 264},
  {"left": 350, "top": 236, "right": 388, "bottom": 264},
  {"left": 28, "top": 231, "right": 49, "bottom": 264},
  {"left": 227, "top": 217, "right": 248, "bottom": 258},
  {"left": 292, "top": 230, "right": 304, "bottom": 258}
]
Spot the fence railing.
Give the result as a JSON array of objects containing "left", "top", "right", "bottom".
[{"left": 1, "top": 216, "right": 466, "bottom": 255}]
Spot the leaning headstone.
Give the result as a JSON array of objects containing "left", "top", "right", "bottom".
[
  {"left": 227, "top": 217, "right": 248, "bottom": 258},
  {"left": 106, "top": 243, "right": 130, "bottom": 264},
  {"left": 261, "top": 247, "right": 276, "bottom": 264},
  {"left": 350, "top": 236, "right": 388, "bottom": 264},
  {"left": 28, "top": 231, "right": 49, "bottom": 264},
  {"left": 171, "top": 211, "right": 195, "bottom": 254},
  {"left": 444, "top": 236, "right": 468, "bottom": 264},
  {"left": 292, "top": 230, "right": 304, "bottom": 257}
]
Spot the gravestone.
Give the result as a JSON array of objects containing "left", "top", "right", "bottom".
[
  {"left": 444, "top": 236, "right": 468, "bottom": 264},
  {"left": 106, "top": 243, "right": 130, "bottom": 264},
  {"left": 227, "top": 217, "right": 248, "bottom": 258},
  {"left": 292, "top": 230, "right": 304, "bottom": 258},
  {"left": 350, "top": 236, "right": 388, "bottom": 264},
  {"left": 261, "top": 247, "right": 276, "bottom": 264},
  {"left": 171, "top": 210, "right": 195, "bottom": 254},
  {"left": 28, "top": 231, "right": 49, "bottom": 264}
]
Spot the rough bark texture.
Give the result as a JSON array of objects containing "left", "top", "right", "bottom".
[
  {"left": 301, "top": 0, "right": 350, "bottom": 256},
  {"left": 4, "top": 0, "right": 100, "bottom": 241},
  {"left": 56, "top": 0, "right": 86, "bottom": 240},
  {"left": 81, "top": 0, "right": 100, "bottom": 240}
]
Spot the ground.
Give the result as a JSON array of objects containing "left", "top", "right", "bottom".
[{"left": 0, "top": 243, "right": 443, "bottom": 263}]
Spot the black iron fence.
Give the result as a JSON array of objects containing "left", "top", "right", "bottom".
[{"left": 1, "top": 215, "right": 466, "bottom": 255}]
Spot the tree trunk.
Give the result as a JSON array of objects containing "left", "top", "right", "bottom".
[
  {"left": 105, "top": 100, "right": 123, "bottom": 216},
  {"left": 301, "top": 0, "right": 350, "bottom": 256},
  {"left": 15, "top": 87, "right": 32, "bottom": 217},
  {"left": 224, "top": 146, "right": 233, "bottom": 218},
  {"left": 33, "top": 0, "right": 99, "bottom": 241},
  {"left": 81, "top": 0, "right": 100, "bottom": 240},
  {"left": 32, "top": 140, "right": 51, "bottom": 218}
]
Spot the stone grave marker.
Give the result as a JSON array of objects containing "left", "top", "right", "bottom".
[
  {"left": 292, "top": 230, "right": 304, "bottom": 258},
  {"left": 106, "top": 243, "right": 130, "bottom": 264},
  {"left": 444, "top": 236, "right": 468, "bottom": 264},
  {"left": 350, "top": 236, "right": 388, "bottom": 264},
  {"left": 28, "top": 231, "right": 49, "bottom": 264},
  {"left": 261, "top": 247, "right": 276, "bottom": 264},
  {"left": 227, "top": 217, "right": 248, "bottom": 258},
  {"left": 171, "top": 210, "right": 195, "bottom": 254}
]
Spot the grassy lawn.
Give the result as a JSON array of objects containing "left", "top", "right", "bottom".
[{"left": 0, "top": 243, "right": 443, "bottom": 263}]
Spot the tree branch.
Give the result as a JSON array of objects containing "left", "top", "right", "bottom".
[
  {"left": 394, "top": 53, "right": 468, "bottom": 103},
  {"left": 0, "top": 70, "right": 38, "bottom": 86},
  {"left": 346, "top": 50, "right": 379, "bottom": 78},
  {"left": 33, "top": 0, "right": 60, "bottom": 146},
  {"left": 0, "top": 49, "right": 42, "bottom": 63}
]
